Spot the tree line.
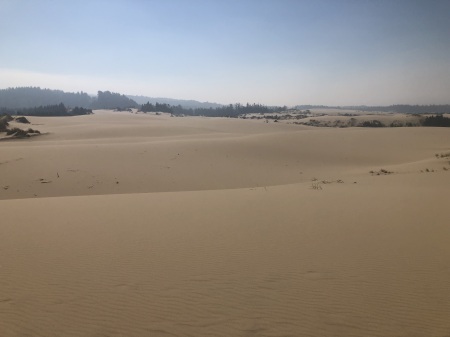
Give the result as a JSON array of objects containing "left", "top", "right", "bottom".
[
  {"left": 140, "top": 102, "right": 287, "bottom": 117},
  {"left": 91, "top": 91, "right": 138, "bottom": 109},
  {"left": 140, "top": 102, "right": 173, "bottom": 113},
  {"left": 421, "top": 114, "right": 450, "bottom": 127},
  {"left": 1, "top": 103, "right": 92, "bottom": 116},
  {"left": 2, "top": 87, "right": 449, "bottom": 116}
]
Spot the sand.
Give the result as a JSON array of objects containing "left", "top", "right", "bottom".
[{"left": 1, "top": 110, "right": 449, "bottom": 336}]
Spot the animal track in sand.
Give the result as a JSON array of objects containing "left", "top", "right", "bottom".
[
  {"left": 310, "top": 178, "right": 345, "bottom": 190},
  {"left": 0, "top": 157, "right": 23, "bottom": 165}
]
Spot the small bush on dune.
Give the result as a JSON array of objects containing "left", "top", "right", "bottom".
[
  {"left": 1, "top": 113, "right": 13, "bottom": 122},
  {"left": 311, "top": 182, "right": 322, "bottom": 190},
  {"left": 6, "top": 127, "right": 29, "bottom": 137},
  {"left": 0, "top": 119, "right": 9, "bottom": 132},
  {"left": 0, "top": 114, "right": 13, "bottom": 131},
  {"left": 1, "top": 113, "right": 41, "bottom": 138},
  {"left": 27, "top": 128, "right": 40, "bottom": 134},
  {"left": 15, "top": 116, "right": 30, "bottom": 124},
  {"left": 5, "top": 127, "right": 40, "bottom": 137}
]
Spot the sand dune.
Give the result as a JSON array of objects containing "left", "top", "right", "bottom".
[
  {"left": 1, "top": 111, "right": 449, "bottom": 336},
  {"left": 1, "top": 112, "right": 448, "bottom": 199}
]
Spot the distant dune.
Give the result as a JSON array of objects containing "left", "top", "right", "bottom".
[{"left": 1, "top": 110, "right": 449, "bottom": 337}]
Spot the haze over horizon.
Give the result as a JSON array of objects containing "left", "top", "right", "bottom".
[{"left": 1, "top": 0, "right": 449, "bottom": 106}]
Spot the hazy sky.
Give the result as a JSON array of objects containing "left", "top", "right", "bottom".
[{"left": 1, "top": 0, "right": 449, "bottom": 106}]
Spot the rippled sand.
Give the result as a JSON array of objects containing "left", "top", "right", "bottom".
[{"left": 1, "top": 111, "right": 449, "bottom": 336}]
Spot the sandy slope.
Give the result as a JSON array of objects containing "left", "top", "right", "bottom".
[
  {"left": 1, "top": 111, "right": 450, "bottom": 336},
  {"left": 1, "top": 111, "right": 449, "bottom": 200}
]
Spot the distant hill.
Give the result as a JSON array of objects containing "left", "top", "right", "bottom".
[
  {"left": 343, "top": 105, "right": 450, "bottom": 114},
  {"left": 294, "top": 105, "right": 332, "bottom": 110},
  {"left": 295, "top": 104, "right": 450, "bottom": 114},
  {"left": 127, "top": 95, "right": 222, "bottom": 109},
  {"left": 2, "top": 87, "right": 449, "bottom": 115},
  {"left": 0, "top": 87, "right": 217, "bottom": 111},
  {"left": 0, "top": 87, "right": 92, "bottom": 109},
  {"left": 0, "top": 87, "right": 137, "bottom": 110}
]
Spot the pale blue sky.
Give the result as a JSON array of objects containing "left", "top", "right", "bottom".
[{"left": 1, "top": 0, "right": 449, "bottom": 105}]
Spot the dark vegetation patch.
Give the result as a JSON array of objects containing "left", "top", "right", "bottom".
[
  {"left": 6, "top": 127, "right": 40, "bottom": 137},
  {"left": 0, "top": 113, "right": 41, "bottom": 139},
  {"left": 114, "top": 108, "right": 133, "bottom": 112},
  {"left": 1, "top": 104, "right": 92, "bottom": 117},
  {"left": 140, "top": 102, "right": 288, "bottom": 117},
  {"left": 435, "top": 152, "right": 450, "bottom": 159},
  {"left": 359, "top": 120, "right": 385, "bottom": 128},
  {"left": 370, "top": 169, "right": 394, "bottom": 176},
  {"left": 0, "top": 114, "right": 12, "bottom": 131},
  {"left": 421, "top": 114, "right": 450, "bottom": 127},
  {"left": 14, "top": 116, "right": 30, "bottom": 123},
  {"left": 70, "top": 107, "right": 93, "bottom": 115}
]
